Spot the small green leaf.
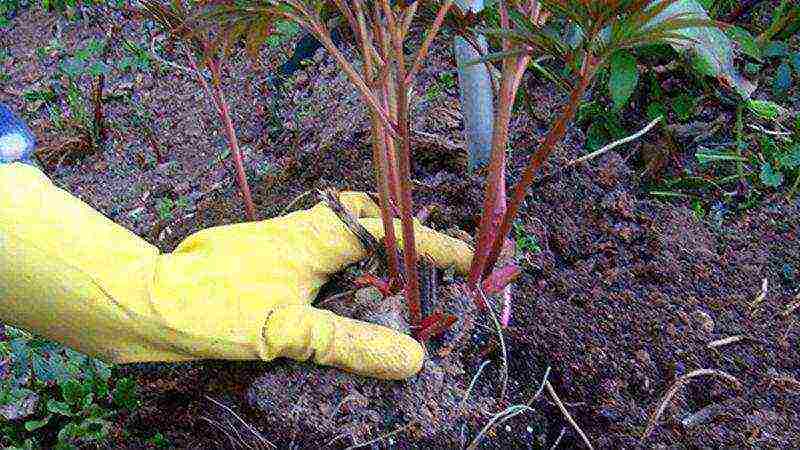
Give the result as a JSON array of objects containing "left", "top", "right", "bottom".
[
  {"left": 760, "top": 162, "right": 784, "bottom": 188},
  {"left": 762, "top": 41, "right": 789, "bottom": 59},
  {"left": 24, "top": 415, "right": 51, "bottom": 431},
  {"left": 747, "top": 100, "right": 788, "bottom": 121},
  {"left": 646, "top": 102, "right": 667, "bottom": 121},
  {"left": 60, "top": 58, "right": 85, "bottom": 78},
  {"left": 88, "top": 61, "right": 111, "bottom": 77},
  {"left": 780, "top": 145, "right": 800, "bottom": 169},
  {"left": 792, "top": 53, "right": 800, "bottom": 73},
  {"left": 47, "top": 399, "right": 74, "bottom": 416},
  {"left": 61, "top": 379, "right": 86, "bottom": 405},
  {"left": 672, "top": 94, "right": 696, "bottom": 122},
  {"left": 745, "top": 63, "right": 762, "bottom": 75},
  {"left": 694, "top": 150, "right": 747, "bottom": 164},
  {"left": 112, "top": 377, "right": 138, "bottom": 410},
  {"left": 81, "top": 392, "right": 95, "bottom": 410},
  {"left": 609, "top": 51, "right": 639, "bottom": 110},
  {"left": 726, "top": 26, "right": 761, "bottom": 60},
  {"left": 773, "top": 62, "right": 793, "bottom": 96}
]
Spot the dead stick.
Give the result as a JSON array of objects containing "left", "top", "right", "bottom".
[
  {"left": 641, "top": 369, "right": 740, "bottom": 441},
  {"left": 545, "top": 381, "right": 594, "bottom": 450},
  {"left": 567, "top": 116, "right": 662, "bottom": 167}
]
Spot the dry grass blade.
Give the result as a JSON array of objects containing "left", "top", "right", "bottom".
[
  {"left": 567, "top": 116, "right": 662, "bottom": 167},
  {"left": 278, "top": 190, "right": 314, "bottom": 216},
  {"left": 641, "top": 369, "right": 741, "bottom": 441},
  {"left": 458, "top": 360, "right": 490, "bottom": 412},
  {"left": 480, "top": 288, "right": 508, "bottom": 401},
  {"left": 205, "top": 395, "right": 275, "bottom": 449},
  {"left": 345, "top": 423, "right": 412, "bottom": 449},
  {"left": 549, "top": 426, "right": 567, "bottom": 450},
  {"left": 466, "top": 366, "right": 551, "bottom": 450},
  {"left": 706, "top": 335, "right": 745, "bottom": 349},
  {"left": 545, "top": 381, "right": 594, "bottom": 450},
  {"left": 750, "top": 277, "right": 768, "bottom": 308}
]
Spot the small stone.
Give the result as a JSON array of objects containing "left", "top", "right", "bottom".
[
  {"left": 635, "top": 349, "right": 653, "bottom": 366},
  {"left": 694, "top": 310, "right": 714, "bottom": 333}
]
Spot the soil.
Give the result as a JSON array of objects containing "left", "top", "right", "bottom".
[{"left": 1, "top": 3, "right": 799, "bottom": 449}]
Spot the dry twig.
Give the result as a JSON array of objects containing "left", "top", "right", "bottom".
[
  {"left": 567, "top": 116, "right": 662, "bottom": 167},
  {"left": 641, "top": 369, "right": 740, "bottom": 441},
  {"left": 545, "top": 381, "right": 594, "bottom": 450}
]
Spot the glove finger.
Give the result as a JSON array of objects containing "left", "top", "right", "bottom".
[
  {"left": 257, "top": 305, "right": 424, "bottom": 380},
  {"left": 325, "top": 191, "right": 383, "bottom": 218},
  {"left": 358, "top": 218, "right": 473, "bottom": 275}
]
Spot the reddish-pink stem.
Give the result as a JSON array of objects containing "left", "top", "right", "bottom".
[
  {"left": 483, "top": 70, "right": 592, "bottom": 276},
  {"left": 369, "top": 112, "right": 402, "bottom": 287},
  {"left": 206, "top": 60, "right": 256, "bottom": 221}
]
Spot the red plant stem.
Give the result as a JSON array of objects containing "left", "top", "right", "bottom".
[
  {"left": 380, "top": 80, "right": 402, "bottom": 206},
  {"left": 404, "top": 0, "right": 453, "bottom": 84},
  {"left": 353, "top": 2, "right": 402, "bottom": 287},
  {"left": 369, "top": 110, "right": 402, "bottom": 286},
  {"left": 386, "top": 2, "right": 422, "bottom": 327},
  {"left": 481, "top": 263, "right": 520, "bottom": 295},
  {"left": 467, "top": 59, "right": 517, "bottom": 289},
  {"left": 93, "top": 74, "right": 106, "bottom": 144},
  {"left": 354, "top": 273, "right": 392, "bottom": 297},
  {"left": 416, "top": 312, "right": 457, "bottom": 342},
  {"left": 483, "top": 70, "right": 592, "bottom": 276},
  {"left": 207, "top": 59, "right": 257, "bottom": 221}
]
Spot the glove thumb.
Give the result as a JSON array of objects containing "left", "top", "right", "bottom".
[{"left": 257, "top": 305, "right": 424, "bottom": 380}]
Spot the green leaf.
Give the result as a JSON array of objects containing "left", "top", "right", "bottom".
[
  {"left": 672, "top": 94, "right": 696, "bottom": 122},
  {"left": 694, "top": 150, "right": 747, "bottom": 164},
  {"left": 609, "top": 51, "right": 639, "bottom": 110},
  {"left": 726, "top": 26, "right": 761, "bottom": 60},
  {"left": 88, "top": 61, "right": 111, "bottom": 77},
  {"left": 652, "top": 0, "right": 754, "bottom": 99},
  {"left": 780, "top": 145, "right": 800, "bottom": 169},
  {"left": 84, "top": 38, "right": 105, "bottom": 56},
  {"left": 60, "top": 58, "right": 86, "bottom": 78},
  {"left": 31, "top": 354, "right": 56, "bottom": 383},
  {"left": 24, "top": 415, "right": 51, "bottom": 431},
  {"left": 112, "top": 377, "right": 138, "bottom": 409},
  {"left": 47, "top": 399, "right": 74, "bottom": 416},
  {"left": 762, "top": 41, "right": 789, "bottom": 58},
  {"left": 79, "top": 392, "right": 95, "bottom": 412},
  {"left": 792, "top": 53, "right": 800, "bottom": 73},
  {"left": 747, "top": 99, "right": 789, "bottom": 121},
  {"left": 61, "top": 379, "right": 86, "bottom": 406},
  {"left": 760, "top": 162, "right": 784, "bottom": 188},
  {"left": 10, "top": 338, "right": 30, "bottom": 381},
  {"left": 773, "top": 62, "right": 793, "bottom": 96},
  {"left": 647, "top": 102, "right": 667, "bottom": 121},
  {"left": 91, "top": 360, "right": 112, "bottom": 382}
]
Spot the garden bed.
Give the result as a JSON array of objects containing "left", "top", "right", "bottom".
[{"left": 1, "top": 3, "right": 799, "bottom": 449}]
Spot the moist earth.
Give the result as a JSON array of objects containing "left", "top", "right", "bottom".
[{"left": 1, "top": 4, "right": 799, "bottom": 449}]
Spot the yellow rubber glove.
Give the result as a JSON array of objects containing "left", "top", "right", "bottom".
[{"left": 0, "top": 163, "right": 473, "bottom": 380}]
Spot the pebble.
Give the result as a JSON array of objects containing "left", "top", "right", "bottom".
[{"left": 694, "top": 310, "right": 714, "bottom": 333}]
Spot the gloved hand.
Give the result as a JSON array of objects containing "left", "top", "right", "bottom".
[{"left": 0, "top": 164, "right": 473, "bottom": 380}]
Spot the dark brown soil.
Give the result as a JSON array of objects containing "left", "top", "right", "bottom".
[{"left": 2, "top": 3, "right": 799, "bottom": 449}]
